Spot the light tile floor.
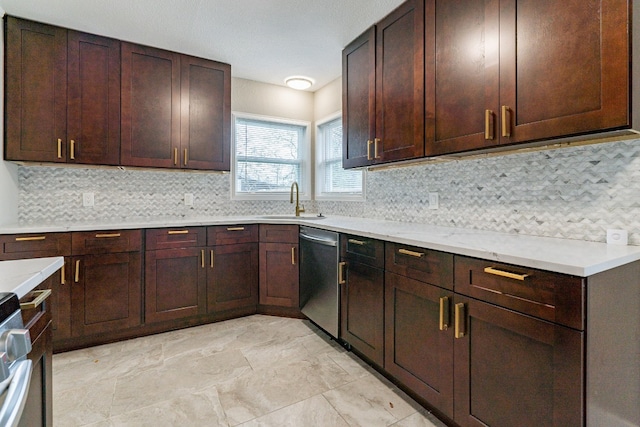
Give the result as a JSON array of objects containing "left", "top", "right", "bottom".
[{"left": 53, "top": 315, "right": 446, "bottom": 427}]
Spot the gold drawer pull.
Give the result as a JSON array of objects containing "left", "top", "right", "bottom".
[
  {"left": 291, "top": 247, "right": 296, "bottom": 265},
  {"left": 338, "top": 262, "right": 346, "bottom": 285},
  {"left": 454, "top": 302, "right": 466, "bottom": 338},
  {"left": 20, "top": 289, "right": 52, "bottom": 310},
  {"left": 70, "top": 139, "right": 76, "bottom": 160},
  {"left": 439, "top": 296, "right": 450, "bottom": 331},
  {"left": 501, "top": 105, "right": 511, "bottom": 137},
  {"left": 15, "top": 236, "right": 46, "bottom": 242},
  {"left": 201, "top": 250, "right": 205, "bottom": 268},
  {"left": 483, "top": 267, "right": 530, "bottom": 281},
  {"left": 398, "top": 248, "right": 424, "bottom": 258},
  {"left": 374, "top": 138, "right": 381, "bottom": 159},
  {"left": 226, "top": 227, "right": 245, "bottom": 231},
  {"left": 366, "top": 140, "right": 373, "bottom": 160},
  {"left": 168, "top": 230, "right": 189, "bottom": 235},
  {"left": 174, "top": 147, "right": 178, "bottom": 165},
  {"left": 348, "top": 239, "right": 366, "bottom": 246},
  {"left": 485, "top": 109, "right": 494, "bottom": 140},
  {"left": 61, "top": 262, "right": 66, "bottom": 285},
  {"left": 75, "top": 259, "right": 80, "bottom": 283},
  {"left": 184, "top": 148, "right": 188, "bottom": 166},
  {"left": 57, "top": 138, "right": 63, "bottom": 159},
  {"left": 210, "top": 250, "right": 214, "bottom": 268},
  {"left": 95, "top": 233, "right": 121, "bottom": 238}
]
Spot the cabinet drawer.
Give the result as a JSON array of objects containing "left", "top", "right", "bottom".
[
  {"left": 341, "top": 234, "right": 384, "bottom": 268},
  {"left": 0, "top": 232, "right": 71, "bottom": 259},
  {"left": 259, "top": 224, "right": 298, "bottom": 243},
  {"left": 385, "top": 242, "right": 453, "bottom": 290},
  {"left": 72, "top": 229, "right": 142, "bottom": 254},
  {"left": 208, "top": 224, "right": 258, "bottom": 245},
  {"left": 145, "top": 227, "right": 206, "bottom": 250},
  {"left": 454, "top": 256, "right": 584, "bottom": 330}
]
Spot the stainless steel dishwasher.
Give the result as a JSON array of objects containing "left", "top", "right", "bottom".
[{"left": 299, "top": 226, "right": 340, "bottom": 338}]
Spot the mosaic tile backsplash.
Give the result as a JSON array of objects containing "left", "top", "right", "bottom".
[{"left": 17, "top": 138, "right": 640, "bottom": 245}]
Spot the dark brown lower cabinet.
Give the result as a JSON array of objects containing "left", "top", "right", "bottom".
[
  {"left": 145, "top": 247, "right": 207, "bottom": 323},
  {"left": 20, "top": 284, "right": 55, "bottom": 427},
  {"left": 453, "top": 295, "right": 583, "bottom": 427},
  {"left": 259, "top": 242, "right": 299, "bottom": 307},
  {"left": 71, "top": 252, "right": 142, "bottom": 336},
  {"left": 208, "top": 243, "right": 259, "bottom": 312},
  {"left": 340, "top": 259, "right": 384, "bottom": 366},
  {"left": 385, "top": 272, "right": 454, "bottom": 418}
]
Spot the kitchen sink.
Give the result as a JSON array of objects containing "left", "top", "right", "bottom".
[{"left": 259, "top": 214, "right": 327, "bottom": 220}]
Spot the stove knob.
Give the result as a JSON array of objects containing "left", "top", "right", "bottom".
[
  {"left": 0, "top": 329, "right": 32, "bottom": 362},
  {"left": 0, "top": 352, "right": 9, "bottom": 383}
]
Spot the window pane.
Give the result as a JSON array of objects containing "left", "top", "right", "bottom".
[
  {"left": 325, "top": 159, "right": 362, "bottom": 192},
  {"left": 235, "top": 117, "right": 305, "bottom": 193}
]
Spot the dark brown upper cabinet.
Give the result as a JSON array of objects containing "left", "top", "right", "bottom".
[
  {"left": 342, "top": 0, "right": 425, "bottom": 169},
  {"left": 427, "top": 0, "right": 630, "bottom": 156},
  {"left": 5, "top": 16, "right": 120, "bottom": 165},
  {"left": 121, "top": 43, "right": 231, "bottom": 170}
]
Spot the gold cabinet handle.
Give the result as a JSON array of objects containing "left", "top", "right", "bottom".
[
  {"left": 501, "top": 105, "right": 511, "bottom": 137},
  {"left": 168, "top": 230, "right": 189, "bottom": 235},
  {"left": 61, "top": 262, "right": 66, "bottom": 285},
  {"left": 57, "top": 138, "right": 63, "bottom": 159},
  {"left": 338, "top": 262, "right": 347, "bottom": 285},
  {"left": 226, "top": 227, "right": 245, "bottom": 231},
  {"left": 483, "top": 267, "right": 530, "bottom": 281},
  {"left": 174, "top": 147, "right": 178, "bottom": 165},
  {"left": 291, "top": 247, "right": 296, "bottom": 265},
  {"left": 374, "top": 138, "right": 381, "bottom": 159},
  {"left": 348, "top": 238, "right": 366, "bottom": 246},
  {"left": 485, "top": 110, "right": 494, "bottom": 140},
  {"left": 398, "top": 248, "right": 424, "bottom": 258},
  {"left": 439, "top": 296, "right": 450, "bottom": 331},
  {"left": 366, "top": 140, "right": 373, "bottom": 160},
  {"left": 95, "top": 233, "right": 121, "bottom": 238},
  {"left": 75, "top": 259, "right": 80, "bottom": 283},
  {"left": 15, "top": 236, "right": 46, "bottom": 242},
  {"left": 454, "top": 302, "right": 466, "bottom": 338},
  {"left": 210, "top": 250, "right": 214, "bottom": 268},
  {"left": 201, "top": 249, "right": 205, "bottom": 268},
  {"left": 70, "top": 139, "right": 76, "bottom": 160},
  {"left": 20, "top": 289, "right": 52, "bottom": 310},
  {"left": 184, "top": 148, "right": 188, "bottom": 166}
]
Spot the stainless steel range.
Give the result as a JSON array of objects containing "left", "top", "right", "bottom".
[{"left": 0, "top": 293, "right": 33, "bottom": 427}]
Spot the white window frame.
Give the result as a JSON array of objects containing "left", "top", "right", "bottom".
[
  {"left": 315, "top": 111, "right": 365, "bottom": 201},
  {"left": 231, "top": 112, "right": 311, "bottom": 201}
]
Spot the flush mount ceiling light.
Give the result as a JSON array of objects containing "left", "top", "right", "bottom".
[{"left": 285, "top": 76, "right": 315, "bottom": 90}]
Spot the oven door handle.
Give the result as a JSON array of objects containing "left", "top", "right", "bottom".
[
  {"left": 299, "top": 233, "right": 338, "bottom": 247},
  {"left": 0, "top": 359, "right": 33, "bottom": 427}
]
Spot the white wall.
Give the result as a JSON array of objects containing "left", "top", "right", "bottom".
[
  {"left": 0, "top": 13, "right": 20, "bottom": 226},
  {"left": 314, "top": 77, "right": 341, "bottom": 121},
  {"left": 231, "top": 77, "right": 314, "bottom": 121}
]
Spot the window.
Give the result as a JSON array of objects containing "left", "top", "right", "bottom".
[
  {"left": 232, "top": 113, "right": 310, "bottom": 200},
  {"left": 315, "top": 113, "right": 364, "bottom": 200}
]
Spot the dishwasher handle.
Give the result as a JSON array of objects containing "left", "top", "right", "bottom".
[{"left": 299, "top": 233, "right": 338, "bottom": 247}]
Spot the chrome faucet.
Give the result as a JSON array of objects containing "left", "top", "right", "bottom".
[{"left": 290, "top": 182, "right": 305, "bottom": 216}]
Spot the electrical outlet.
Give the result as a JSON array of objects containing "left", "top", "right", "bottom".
[
  {"left": 428, "top": 192, "right": 439, "bottom": 210},
  {"left": 184, "top": 193, "right": 194, "bottom": 206},
  {"left": 82, "top": 192, "right": 94, "bottom": 207},
  {"left": 606, "top": 229, "right": 628, "bottom": 245}
]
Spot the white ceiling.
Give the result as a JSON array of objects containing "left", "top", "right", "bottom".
[{"left": 0, "top": 0, "right": 406, "bottom": 91}]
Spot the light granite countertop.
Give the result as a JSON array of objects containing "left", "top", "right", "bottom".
[
  {"left": 2, "top": 215, "right": 640, "bottom": 277},
  {"left": 0, "top": 256, "right": 64, "bottom": 298}
]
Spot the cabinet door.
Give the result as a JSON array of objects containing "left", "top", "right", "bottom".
[
  {"left": 5, "top": 17, "right": 67, "bottom": 162},
  {"left": 453, "top": 295, "right": 583, "bottom": 427},
  {"left": 208, "top": 243, "right": 258, "bottom": 312},
  {"left": 71, "top": 253, "right": 142, "bottom": 336},
  {"left": 429, "top": 0, "right": 500, "bottom": 155},
  {"left": 121, "top": 42, "right": 181, "bottom": 168},
  {"left": 340, "top": 260, "right": 384, "bottom": 366},
  {"left": 259, "top": 242, "right": 299, "bottom": 307},
  {"left": 385, "top": 272, "right": 454, "bottom": 418},
  {"left": 500, "top": 0, "right": 628, "bottom": 144},
  {"left": 145, "top": 248, "right": 207, "bottom": 323},
  {"left": 180, "top": 56, "right": 231, "bottom": 170},
  {"left": 342, "top": 27, "right": 376, "bottom": 169},
  {"left": 375, "top": 0, "right": 424, "bottom": 162},
  {"left": 51, "top": 257, "right": 72, "bottom": 340},
  {"left": 67, "top": 31, "right": 121, "bottom": 165}
]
